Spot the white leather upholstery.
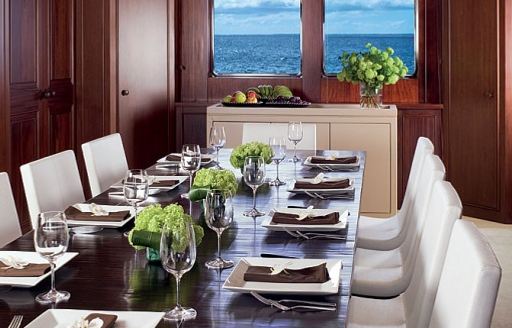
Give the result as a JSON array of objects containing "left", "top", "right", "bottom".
[
  {"left": 20, "top": 150, "right": 85, "bottom": 229},
  {"left": 428, "top": 220, "right": 501, "bottom": 328},
  {"left": 0, "top": 172, "right": 22, "bottom": 247},
  {"left": 82, "top": 133, "right": 129, "bottom": 197},
  {"left": 348, "top": 181, "right": 463, "bottom": 328},
  {"left": 352, "top": 154, "right": 446, "bottom": 297},
  {"left": 242, "top": 123, "right": 317, "bottom": 150},
  {"left": 357, "top": 137, "right": 434, "bottom": 250}
]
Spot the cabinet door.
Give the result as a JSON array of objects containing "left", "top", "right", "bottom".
[{"left": 331, "top": 123, "right": 393, "bottom": 216}]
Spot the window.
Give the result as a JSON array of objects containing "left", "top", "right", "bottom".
[
  {"left": 324, "top": 0, "right": 416, "bottom": 75},
  {"left": 212, "top": 0, "right": 301, "bottom": 75}
]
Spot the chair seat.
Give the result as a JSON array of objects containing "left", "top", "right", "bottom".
[
  {"left": 351, "top": 260, "right": 405, "bottom": 297},
  {"left": 354, "top": 247, "right": 404, "bottom": 268},
  {"left": 348, "top": 295, "right": 406, "bottom": 328},
  {"left": 356, "top": 213, "right": 403, "bottom": 250}
]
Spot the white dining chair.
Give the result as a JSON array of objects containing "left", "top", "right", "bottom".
[
  {"left": 428, "top": 220, "right": 501, "bottom": 328},
  {"left": 0, "top": 172, "right": 22, "bottom": 247},
  {"left": 351, "top": 153, "right": 446, "bottom": 297},
  {"left": 242, "top": 122, "right": 317, "bottom": 150},
  {"left": 348, "top": 181, "right": 462, "bottom": 328},
  {"left": 356, "top": 137, "right": 434, "bottom": 251},
  {"left": 82, "top": 133, "right": 129, "bottom": 197},
  {"left": 20, "top": 150, "right": 85, "bottom": 229}
]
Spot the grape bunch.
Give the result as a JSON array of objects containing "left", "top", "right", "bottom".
[{"left": 266, "top": 96, "right": 311, "bottom": 106}]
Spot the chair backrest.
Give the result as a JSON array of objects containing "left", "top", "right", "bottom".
[
  {"left": 242, "top": 123, "right": 317, "bottom": 150},
  {"left": 428, "top": 220, "right": 501, "bottom": 328},
  {"left": 82, "top": 133, "right": 129, "bottom": 197},
  {"left": 404, "top": 181, "right": 462, "bottom": 328},
  {"left": 0, "top": 172, "right": 22, "bottom": 247},
  {"left": 20, "top": 150, "right": 85, "bottom": 229}
]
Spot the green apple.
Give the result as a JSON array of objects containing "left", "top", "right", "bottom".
[
  {"left": 233, "top": 91, "right": 246, "bottom": 103},
  {"left": 222, "top": 95, "right": 232, "bottom": 103}
]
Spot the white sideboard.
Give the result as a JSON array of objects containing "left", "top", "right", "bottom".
[{"left": 206, "top": 104, "right": 397, "bottom": 217}]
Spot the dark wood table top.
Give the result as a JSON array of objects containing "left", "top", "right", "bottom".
[{"left": 0, "top": 149, "right": 365, "bottom": 327}]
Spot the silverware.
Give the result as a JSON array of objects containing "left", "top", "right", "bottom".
[
  {"left": 283, "top": 228, "right": 347, "bottom": 240},
  {"left": 304, "top": 191, "right": 353, "bottom": 200},
  {"left": 8, "top": 315, "right": 23, "bottom": 328},
  {"left": 250, "top": 292, "right": 336, "bottom": 312}
]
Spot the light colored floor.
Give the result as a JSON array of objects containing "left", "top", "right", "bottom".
[{"left": 463, "top": 216, "right": 512, "bottom": 328}]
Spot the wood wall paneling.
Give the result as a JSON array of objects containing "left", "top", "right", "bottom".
[
  {"left": 503, "top": 0, "right": 512, "bottom": 223},
  {"left": 0, "top": 0, "right": 9, "bottom": 174}
]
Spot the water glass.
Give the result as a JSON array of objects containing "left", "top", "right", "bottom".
[
  {"left": 204, "top": 190, "right": 234, "bottom": 269},
  {"left": 209, "top": 126, "right": 226, "bottom": 168},
  {"left": 34, "top": 211, "right": 70, "bottom": 304},
  {"left": 181, "top": 144, "right": 202, "bottom": 197},
  {"left": 243, "top": 156, "right": 266, "bottom": 217},
  {"left": 269, "top": 137, "right": 287, "bottom": 186},
  {"left": 123, "top": 169, "right": 149, "bottom": 221},
  {"left": 160, "top": 221, "right": 197, "bottom": 321},
  {"left": 288, "top": 121, "right": 303, "bottom": 162}
]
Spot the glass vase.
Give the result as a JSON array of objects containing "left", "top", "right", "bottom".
[
  {"left": 359, "top": 82, "right": 383, "bottom": 109},
  {"left": 146, "top": 247, "right": 161, "bottom": 263}
]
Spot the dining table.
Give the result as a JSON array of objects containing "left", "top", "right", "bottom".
[{"left": 0, "top": 148, "right": 365, "bottom": 327}]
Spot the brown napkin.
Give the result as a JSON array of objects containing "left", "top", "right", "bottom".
[
  {"left": 0, "top": 263, "right": 50, "bottom": 277},
  {"left": 310, "top": 156, "right": 358, "bottom": 165},
  {"left": 65, "top": 206, "right": 130, "bottom": 222},
  {"left": 150, "top": 180, "right": 178, "bottom": 188},
  {"left": 244, "top": 263, "right": 329, "bottom": 283},
  {"left": 271, "top": 211, "right": 339, "bottom": 225},
  {"left": 294, "top": 179, "right": 350, "bottom": 190},
  {"left": 84, "top": 313, "right": 118, "bottom": 328}
]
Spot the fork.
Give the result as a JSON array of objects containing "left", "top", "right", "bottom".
[
  {"left": 250, "top": 292, "right": 336, "bottom": 312},
  {"left": 304, "top": 191, "right": 353, "bottom": 200},
  {"left": 283, "top": 228, "right": 347, "bottom": 240},
  {"left": 8, "top": 315, "right": 23, "bottom": 328}
]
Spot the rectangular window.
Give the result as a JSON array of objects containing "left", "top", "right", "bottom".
[
  {"left": 213, "top": 0, "right": 301, "bottom": 75},
  {"left": 324, "top": 0, "right": 416, "bottom": 75}
]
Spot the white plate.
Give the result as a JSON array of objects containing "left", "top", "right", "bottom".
[
  {"left": 287, "top": 177, "right": 355, "bottom": 194},
  {"left": 111, "top": 175, "right": 188, "bottom": 194},
  {"left": 303, "top": 156, "right": 360, "bottom": 171},
  {"left": 0, "top": 251, "right": 78, "bottom": 288},
  {"left": 223, "top": 257, "right": 342, "bottom": 295},
  {"left": 157, "top": 153, "right": 214, "bottom": 166},
  {"left": 67, "top": 204, "right": 139, "bottom": 228},
  {"left": 261, "top": 208, "right": 348, "bottom": 232},
  {"left": 25, "top": 309, "right": 164, "bottom": 328}
]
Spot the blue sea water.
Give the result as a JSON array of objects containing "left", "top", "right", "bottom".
[{"left": 213, "top": 34, "right": 415, "bottom": 75}]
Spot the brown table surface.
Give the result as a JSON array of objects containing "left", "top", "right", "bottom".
[{"left": 0, "top": 149, "right": 365, "bottom": 327}]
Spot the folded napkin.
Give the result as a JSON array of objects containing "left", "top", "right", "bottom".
[
  {"left": 0, "top": 263, "right": 50, "bottom": 277},
  {"left": 65, "top": 206, "right": 130, "bottom": 222},
  {"left": 84, "top": 313, "right": 118, "bottom": 328},
  {"left": 244, "top": 263, "right": 329, "bottom": 283},
  {"left": 271, "top": 211, "right": 339, "bottom": 225},
  {"left": 150, "top": 180, "right": 178, "bottom": 188},
  {"left": 310, "top": 156, "right": 358, "bottom": 165},
  {"left": 294, "top": 178, "right": 350, "bottom": 190}
]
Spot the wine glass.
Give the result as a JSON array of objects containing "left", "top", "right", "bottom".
[
  {"left": 181, "top": 144, "right": 202, "bottom": 198},
  {"left": 123, "top": 169, "right": 149, "bottom": 222},
  {"left": 160, "top": 221, "right": 197, "bottom": 321},
  {"left": 288, "top": 122, "right": 303, "bottom": 163},
  {"left": 209, "top": 126, "right": 226, "bottom": 169},
  {"left": 269, "top": 137, "right": 287, "bottom": 186},
  {"left": 204, "top": 190, "right": 234, "bottom": 269},
  {"left": 243, "top": 156, "right": 266, "bottom": 217},
  {"left": 34, "top": 211, "right": 70, "bottom": 304}
]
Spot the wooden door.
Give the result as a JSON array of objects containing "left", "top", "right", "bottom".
[{"left": 118, "top": 0, "right": 169, "bottom": 168}]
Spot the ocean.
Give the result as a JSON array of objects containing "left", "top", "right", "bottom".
[{"left": 213, "top": 34, "right": 415, "bottom": 75}]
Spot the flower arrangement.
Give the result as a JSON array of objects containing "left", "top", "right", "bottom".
[
  {"left": 229, "top": 142, "right": 274, "bottom": 169},
  {"left": 189, "top": 168, "right": 238, "bottom": 201},
  {"left": 337, "top": 43, "right": 408, "bottom": 108}
]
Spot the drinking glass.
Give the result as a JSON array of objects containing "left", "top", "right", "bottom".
[
  {"left": 243, "top": 156, "right": 266, "bottom": 217},
  {"left": 123, "top": 169, "right": 149, "bottom": 222},
  {"left": 209, "top": 126, "right": 226, "bottom": 169},
  {"left": 269, "top": 137, "right": 287, "bottom": 186},
  {"left": 34, "top": 211, "right": 70, "bottom": 304},
  {"left": 204, "top": 190, "right": 234, "bottom": 269},
  {"left": 181, "top": 144, "right": 202, "bottom": 198},
  {"left": 160, "top": 221, "right": 197, "bottom": 321},
  {"left": 288, "top": 121, "right": 303, "bottom": 162}
]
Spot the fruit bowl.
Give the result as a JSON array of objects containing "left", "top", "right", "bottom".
[{"left": 221, "top": 102, "right": 264, "bottom": 107}]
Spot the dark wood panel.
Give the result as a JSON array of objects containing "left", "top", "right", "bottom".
[
  {"left": 50, "top": 0, "right": 72, "bottom": 80},
  {"left": 9, "top": 0, "right": 37, "bottom": 84},
  {"left": 207, "top": 77, "right": 303, "bottom": 101},
  {"left": 179, "top": 103, "right": 207, "bottom": 147},
  {"left": 301, "top": 0, "right": 323, "bottom": 103},
  {"left": 0, "top": 0, "right": 10, "bottom": 173}
]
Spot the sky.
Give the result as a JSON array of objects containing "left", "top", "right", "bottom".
[{"left": 214, "top": 0, "right": 415, "bottom": 35}]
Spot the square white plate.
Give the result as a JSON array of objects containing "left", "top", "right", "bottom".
[
  {"left": 25, "top": 309, "right": 164, "bottom": 328},
  {"left": 287, "top": 177, "right": 355, "bottom": 195},
  {"left": 0, "top": 251, "right": 78, "bottom": 288},
  {"left": 157, "top": 153, "right": 214, "bottom": 166},
  {"left": 223, "top": 257, "right": 342, "bottom": 295},
  {"left": 303, "top": 156, "right": 360, "bottom": 171},
  {"left": 67, "top": 204, "right": 139, "bottom": 228},
  {"left": 111, "top": 175, "right": 188, "bottom": 193},
  {"left": 261, "top": 208, "right": 348, "bottom": 232}
]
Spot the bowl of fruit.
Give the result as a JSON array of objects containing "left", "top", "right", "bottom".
[
  {"left": 221, "top": 90, "right": 263, "bottom": 107},
  {"left": 220, "top": 85, "right": 311, "bottom": 108}
]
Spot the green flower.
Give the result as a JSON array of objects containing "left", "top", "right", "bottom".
[
  {"left": 230, "top": 142, "right": 274, "bottom": 168},
  {"left": 192, "top": 168, "right": 237, "bottom": 196}
]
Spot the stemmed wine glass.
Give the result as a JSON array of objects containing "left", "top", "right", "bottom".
[
  {"left": 204, "top": 190, "right": 234, "bottom": 269},
  {"left": 181, "top": 144, "right": 202, "bottom": 198},
  {"left": 34, "top": 211, "right": 70, "bottom": 304},
  {"left": 123, "top": 169, "right": 149, "bottom": 222},
  {"left": 269, "top": 137, "right": 287, "bottom": 186},
  {"left": 209, "top": 126, "right": 226, "bottom": 169},
  {"left": 288, "top": 122, "right": 303, "bottom": 163},
  {"left": 243, "top": 156, "right": 266, "bottom": 217},
  {"left": 160, "top": 221, "right": 197, "bottom": 321}
]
